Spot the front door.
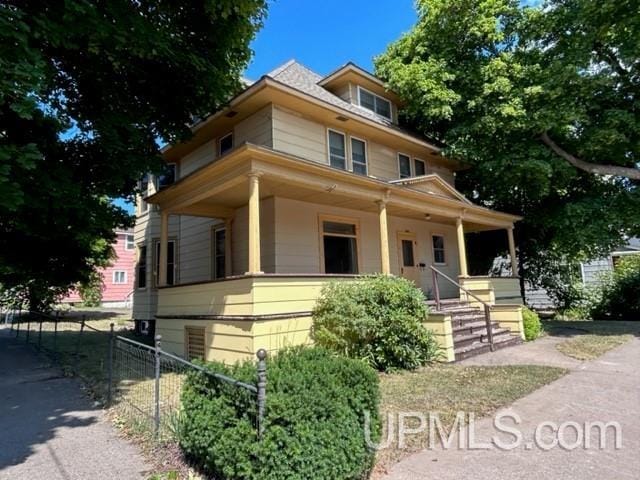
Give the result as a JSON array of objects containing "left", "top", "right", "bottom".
[{"left": 397, "top": 232, "right": 420, "bottom": 287}]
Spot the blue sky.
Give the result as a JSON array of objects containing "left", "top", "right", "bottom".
[{"left": 245, "top": 0, "right": 417, "bottom": 79}]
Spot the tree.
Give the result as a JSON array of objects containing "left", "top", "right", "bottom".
[
  {"left": 0, "top": 1, "right": 266, "bottom": 309},
  {"left": 375, "top": 0, "right": 640, "bottom": 298}
]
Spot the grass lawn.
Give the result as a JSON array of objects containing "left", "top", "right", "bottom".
[
  {"left": 544, "top": 320, "right": 639, "bottom": 361},
  {"left": 375, "top": 364, "right": 567, "bottom": 474}
]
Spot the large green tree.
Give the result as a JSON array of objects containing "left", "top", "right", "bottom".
[
  {"left": 376, "top": 0, "right": 640, "bottom": 300},
  {"left": 0, "top": 1, "right": 266, "bottom": 309}
]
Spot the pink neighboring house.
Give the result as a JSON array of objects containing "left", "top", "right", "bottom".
[{"left": 63, "top": 229, "right": 136, "bottom": 307}]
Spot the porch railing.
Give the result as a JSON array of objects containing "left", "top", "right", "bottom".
[{"left": 430, "top": 266, "right": 495, "bottom": 351}]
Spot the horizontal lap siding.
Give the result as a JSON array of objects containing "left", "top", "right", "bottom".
[
  {"left": 180, "top": 140, "right": 216, "bottom": 177},
  {"left": 178, "top": 216, "right": 220, "bottom": 284},
  {"left": 234, "top": 105, "right": 273, "bottom": 147},
  {"left": 492, "top": 278, "right": 523, "bottom": 304},
  {"left": 157, "top": 279, "right": 254, "bottom": 316},
  {"left": 231, "top": 199, "right": 276, "bottom": 276},
  {"left": 368, "top": 142, "right": 398, "bottom": 180},
  {"left": 272, "top": 106, "right": 326, "bottom": 164}
]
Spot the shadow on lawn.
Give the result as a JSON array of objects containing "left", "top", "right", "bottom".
[{"left": 542, "top": 320, "right": 640, "bottom": 338}]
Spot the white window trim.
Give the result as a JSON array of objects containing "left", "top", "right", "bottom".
[
  {"left": 414, "top": 158, "right": 426, "bottom": 177},
  {"left": 356, "top": 85, "right": 392, "bottom": 120},
  {"left": 398, "top": 152, "right": 412, "bottom": 178},
  {"left": 124, "top": 234, "right": 135, "bottom": 251},
  {"left": 326, "top": 128, "right": 347, "bottom": 170},
  {"left": 112, "top": 270, "right": 127, "bottom": 284},
  {"left": 318, "top": 214, "right": 361, "bottom": 274},
  {"left": 153, "top": 239, "right": 177, "bottom": 288},
  {"left": 211, "top": 225, "right": 227, "bottom": 280},
  {"left": 349, "top": 135, "right": 368, "bottom": 175},
  {"left": 218, "top": 132, "right": 233, "bottom": 156},
  {"left": 431, "top": 234, "right": 447, "bottom": 266}
]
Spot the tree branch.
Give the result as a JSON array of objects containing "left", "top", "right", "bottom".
[{"left": 540, "top": 132, "right": 640, "bottom": 180}]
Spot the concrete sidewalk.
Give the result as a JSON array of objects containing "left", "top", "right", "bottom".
[
  {"left": 383, "top": 337, "right": 640, "bottom": 480},
  {"left": 0, "top": 327, "right": 150, "bottom": 480}
]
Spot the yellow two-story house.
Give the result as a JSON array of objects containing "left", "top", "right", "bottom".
[{"left": 133, "top": 60, "right": 524, "bottom": 363}]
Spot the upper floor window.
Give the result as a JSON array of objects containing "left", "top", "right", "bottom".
[
  {"left": 350, "top": 137, "right": 367, "bottom": 176},
  {"left": 357, "top": 86, "right": 392, "bottom": 120},
  {"left": 157, "top": 163, "right": 176, "bottom": 190},
  {"left": 125, "top": 234, "right": 135, "bottom": 250},
  {"left": 398, "top": 153, "right": 411, "bottom": 178},
  {"left": 328, "top": 130, "right": 346, "bottom": 170},
  {"left": 219, "top": 133, "right": 233, "bottom": 156},
  {"left": 138, "top": 174, "right": 150, "bottom": 213},
  {"left": 112, "top": 271, "right": 127, "bottom": 284},
  {"left": 414, "top": 159, "right": 426, "bottom": 177}
]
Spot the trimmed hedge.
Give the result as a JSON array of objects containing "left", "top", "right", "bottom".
[
  {"left": 312, "top": 275, "right": 439, "bottom": 370},
  {"left": 179, "top": 347, "right": 380, "bottom": 480},
  {"left": 522, "top": 306, "right": 542, "bottom": 341}
]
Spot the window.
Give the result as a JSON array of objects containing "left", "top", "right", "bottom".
[
  {"left": 138, "top": 174, "right": 150, "bottom": 213},
  {"left": 398, "top": 153, "right": 411, "bottom": 178},
  {"left": 322, "top": 219, "right": 359, "bottom": 274},
  {"left": 401, "top": 239, "right": 415, "bottom": 267},
  {"left": 357, "top": 87, "right": 392, "bottom": 120},
  {"left": 137, "top": 245, "right": 147, "bottom": 289},
  {"left": 157, "top": 163, "right": 176, "bottom": 190},
  {"left": 211, "top": 226, "right": 226, "bottom": 280},
  {"left": 414, "top": 159, "right": 426, "bottom": 177},
  {"left": 328, "top": 130, "right": 346, "bottom": 170},
  {"left": 185, "top": 326, "right": 205, "bottom": 361},
  {"left": 350, "top": 137, "right": 367, "bottom": 175},
  {"left": 125, "top": 234, "right": 134, "bottom": 250},
  {"left": 154, "top": 240, "right": 176, "bottom": 286},
  {"left": 219, "top": 133, "right": 233, "bottom": 156},
  {"left": 432, "top": 235, "right": 446, "bottom": 264},
  {"left": 112, "top": 271, "right": 127, "bottom": 284}
]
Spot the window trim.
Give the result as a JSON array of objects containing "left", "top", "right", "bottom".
[
  {"left": 157, "top": 163, "right": 177, "bottom": 190},
  {"left": 349, "top": 135, "right": 368, "bottom": 176},
  {"left": 112, "top": 270, "right": 127, "bottom": 285},
  {"left": 414, "top": 158, "right": 426, "bottom": 177},
  {"left": 218, "top": 132, "right": 234, "bottom": 156},
  {"left": 431, "top": 234, "right": 447, "bottom": 266},
  {"left": 124, "top": 234, "right": 135, "bottom": 251},
  {"left": 153, "top": 238, "right": 177, "bottom": 288},
  {"left": 326, "top": 128, "right": 347, "bottom": 170},
  {"left": 184, "top": 326, "right": 206, "bottom": 361},
  {"left": 318, "top": 214, "right": 361, "bottom": 274},
  {"left": 136, "top": 244, "right": 147, "bottom": 290},
  {"left": 210, "top": 225, "right": 227, "bottom": 280},
  {"left": 398, "top": 152, "right": 412, "bottom": 179},
  {"left": 356, "top": 86, "right": 392, "bottom": 120}
]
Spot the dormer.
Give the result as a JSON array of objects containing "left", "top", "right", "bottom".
[{"left": 318, "top": 62, "right": 402, "bottom": 124}]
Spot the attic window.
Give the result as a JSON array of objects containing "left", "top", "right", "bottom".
[{"left": 357, "top": 86, "right": 392, "bottom": 120}]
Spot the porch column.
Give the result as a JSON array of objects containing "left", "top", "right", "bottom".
[
  {"left": 456, "top": 217, "right": 469, "bottom": 277},
  {"left": 377, "top": 200, "right": 391, "bottom": 275},
  {"left": 159, "top": 210, "right": 169, "bottom": 286},
  {"left": 225, "top": 218, "right": 233, "bottom": 277},
  {"left": 507, "top": 226, "right": 518, "bottom": 276},
  {"left": 246, "top": 172, "right": 263, "bottom": 274}
]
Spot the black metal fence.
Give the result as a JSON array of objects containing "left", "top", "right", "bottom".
[{"left": 8, "top": 312, "right": 267, "bottom": 441}]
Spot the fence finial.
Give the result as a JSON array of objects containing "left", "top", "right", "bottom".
[{"left": 256, "top": 348, "right": 267, "bottom": 438}]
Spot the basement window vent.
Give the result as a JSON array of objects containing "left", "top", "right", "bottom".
[{"left": 185, "top": 326, "right": 206, "bottom": 361}]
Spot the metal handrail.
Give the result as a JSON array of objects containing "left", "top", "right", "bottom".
[{"left": 430, "top": 266, "right": 495, "bottom": 351}]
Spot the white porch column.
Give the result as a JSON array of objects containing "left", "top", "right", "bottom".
[
  {"left": 456, "top": 217, "right": 469, "bottom": 277},
  {"left": 507, "top": 226, "right": 518, "bottom": 276},
  {"left": 159, "top": 210, "right": 169, "bottom": 286},
  {"left": 246, "top": 172, "right": 263, "bottom": 274},
  {"left": 377, "top": 200, "right": 391, "bottom": 275}
]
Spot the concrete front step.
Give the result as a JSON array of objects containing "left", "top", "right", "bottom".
[
  {"left": 454, "top": 335, "right": 522, "bottom": 361},
  {"left": 453, "top": 328, "right": 511, "bottom": 349}
]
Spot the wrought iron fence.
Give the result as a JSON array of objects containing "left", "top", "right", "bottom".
[{"left": 8, "top": 312, "right": 267, "bottom": 441}]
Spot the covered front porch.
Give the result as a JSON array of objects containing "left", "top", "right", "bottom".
[{"left": 147, "top": 143, "right": 523, "bottom": 362}]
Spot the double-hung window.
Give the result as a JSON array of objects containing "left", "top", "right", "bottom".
[
  {"left": 414, "top": 159, "right": 426, "bottom": 177},
  {"left": 219, "top": 133, "right": 233, "bottom": 156},
  {"left": 432, "top": 235, "right": 446, "bottom": 265},
  {"left": 137, "top": 245, "right": 147, "bottom": 289},
  {"left": 154, "top": 240, "right": 176, "bottom": 286},
  {"left": 211, "top": 226, "right": 226, "bottom": 280},
  {"left": 322, "top": 219, "right": 359, "bottom": 274},
  {"left": 398, "top": 153, "right": 412, "bottom": 178},
  {"left": 328, "top": 130, "right": 346, "bottom": 170},
  {"left": 357, "top": 87, "right": 392, "bottom": 120},
  {"left": 113, "top": 271, "right": 127, "bottom": 284},
  {"left": 125, "top": 234, "right": 135, "bottom": 250},
  {"left": 350, "top": 137, "right": 367, "bottom": 175}
]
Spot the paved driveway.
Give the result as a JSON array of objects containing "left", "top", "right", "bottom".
[
  {"left": 0, "top": 327, "right": 150, "bottom": 480},
  {"left": 383, "top": 336, "right": 640, "bottom": 480}
]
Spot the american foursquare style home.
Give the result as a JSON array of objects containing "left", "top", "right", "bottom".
[{"left": 133, "top": 61, "right": 525, "bottom": 363}]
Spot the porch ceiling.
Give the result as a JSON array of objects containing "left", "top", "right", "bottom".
[{"left": 147, "top": 144, "right": 521, "bottom": 231}]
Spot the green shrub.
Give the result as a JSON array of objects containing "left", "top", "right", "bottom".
[
  {"left": 311, "top": 275, "right": 439, "bottom": 370},
  {"left": 590, "top": 256, "right": 640, "bottom": 320},
  {"left": 179, "top": 346, "right": 380, "bottom": 480},
  {"left": 522, "top": 306, "right": 542, "bottom": 341},
  {"left": 78, "top": 270, "right": 103, "bottom": 307}
]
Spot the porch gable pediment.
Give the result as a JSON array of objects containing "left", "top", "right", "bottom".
[{"left": 389, "top": 175, "right": 471, "bottom": 204}]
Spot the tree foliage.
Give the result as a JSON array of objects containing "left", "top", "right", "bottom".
[
  {"left": 0, "top": 1, "right": 266, "bottom": 308},
  {"left": 375, "top": 0, "right": 640, "bottom": 292}
]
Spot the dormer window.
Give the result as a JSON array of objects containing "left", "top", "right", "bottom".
[{"left": 357, "top": 86, "right": 392, "bottom": 120}]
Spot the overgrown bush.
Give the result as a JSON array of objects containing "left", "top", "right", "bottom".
[
  {"left": 179, "top": 347, "right": 380, "bottom": 480},
  {"left": 78, "top": 270, "right": 103, "bottom": 307},
  {"left": 311, "top": 275, "right": 439, "bottom": 371},
  {"left": 590, "top": 256, "right": 640, "bottom": 320},
  {"left": 522, "top": 306, "right": 542, "bottom": 341}
]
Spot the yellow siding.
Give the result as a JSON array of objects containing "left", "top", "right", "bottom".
[
  {"left": 252, "top": 315, "right": 313, "bottom": 355},
  {"left": 180, "top": 139, "right": 216, "bottom": 177},
  {"left": 234, "top": 104, "right": 273, "bottom": 147},
  {"left": 368, "top": 141, "right": 399, "bottom": 180},
  {"left": 423, "top": 313, "right": 455, "bottom": 362},
  {"left": 490, "top": 304, "right": 525, "bottom": 340},
  {"left": 272, "top": 105, "right": 327, "bottom": 164}
]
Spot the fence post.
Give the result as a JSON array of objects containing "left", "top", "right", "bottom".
[
  {"left": 38, "top": 317, "right": 43, "bottom": 350},
  {"left": 26, "top": 315, "right": 31, "bottom": 343},
  {"left": 15, "top": 314, "right": 20, "bottom": 337},
  {"left": 74, "top": 316, "right": 86, "bottom": 372},
  {"left": 107, "top": 323, "right": 115, "bottom": 406},
  {"left": 154, "top": 334, "right": 162, "bottom": 438},
  {"left": 256, "top": 348, "right": 267, "bottom": 438},
  {"left": 54, "top": 312, "right": 59, "bottom": 360}
]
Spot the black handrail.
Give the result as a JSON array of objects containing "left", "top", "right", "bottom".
[{"left": 430, "top": 266, "right": 494, "bottom": 351}]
